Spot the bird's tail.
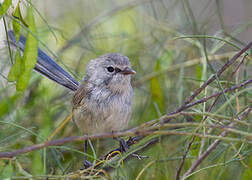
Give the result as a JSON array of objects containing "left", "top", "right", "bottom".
[{"left": 7, "top": 30, "right": 79, "bottom": 91}]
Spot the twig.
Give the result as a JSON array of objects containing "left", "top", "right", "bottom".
[
  {"left": 175, "top": 136, "right": 196, "bottom": 180},
  {"left": 1, "top": 122, "right": 252, "bottom": 159},
  {"left": 182, "top": 78, "right": 251, "bottom": 110}
]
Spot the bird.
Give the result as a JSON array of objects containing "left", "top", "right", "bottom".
[
  {"left": 72, "top": 53, "right": 135, "bottom": 135},
  {"left": 7, "top": 31, "right": 135, "bottom": 168}
]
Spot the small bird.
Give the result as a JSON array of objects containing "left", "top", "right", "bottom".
[
  {"left": 72, "top": 53, "right": 135, "bottom": 135},
  {"left": 8, "top": 31, "right": 135, "bottom": 167}
]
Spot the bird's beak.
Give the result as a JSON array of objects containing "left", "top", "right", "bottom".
[{"left": 121, "top": 67, "right": 136, "bottom": 75}]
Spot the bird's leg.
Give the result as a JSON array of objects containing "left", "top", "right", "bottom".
[{"left": 83, "top": 140, "right": 92, "bottom": 169}]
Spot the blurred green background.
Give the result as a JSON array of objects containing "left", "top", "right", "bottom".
[{"left": 0, "top": 0, "right": 251, "bottom": 179}]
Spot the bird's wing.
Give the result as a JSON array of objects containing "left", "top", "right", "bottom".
[{"left": 72, "top": 81, "right": 91, "bottom": 109}]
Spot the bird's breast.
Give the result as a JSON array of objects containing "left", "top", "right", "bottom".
[{"left": 73, "top": 87, "right": 133, "bottom": 134}]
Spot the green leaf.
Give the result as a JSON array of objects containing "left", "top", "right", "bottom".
[
  {"left": 17, "top": 70, "right": 31, "bottom": 91},
  {"left": 17, "top": 3, "right": 38, "bottom": 91},
  {"left": 12, "top": 1, "right": 21, "bottom": 41},
  {"left": 0, "top": 0, "right": 12, "bottom": 19},
  {"left": 22, "top": 3, "right": 38, "bottom": 70},
  {"left": 195, "top": 64, "right": 202, "bottom": 80},
  {"left": 8, "top": 3, "right": 22, "bottom": 82},
  {"left": 12, "top": 1, "right": 28, "bottom": 28},
  {"left": 150, "top": 59, "right": 165, "bottom": 115},
  {"left": 8, "top": 50, "right": 22, "bottom": 81}
]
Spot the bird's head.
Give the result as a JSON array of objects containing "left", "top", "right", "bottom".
[{"left": 84, "top": 53, "right": 135, "bottom": 93}]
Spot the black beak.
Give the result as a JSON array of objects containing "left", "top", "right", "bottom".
[{"left": 120, "top": 67, "right": 136, "bottom": 75}]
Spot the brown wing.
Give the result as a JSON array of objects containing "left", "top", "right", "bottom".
[{"left": 72, "top": 81, "right": 90, "bottom": 109}]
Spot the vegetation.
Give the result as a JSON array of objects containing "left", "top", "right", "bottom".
[{"left": 0, "top": 0, "right": 251, "bottom": 179}]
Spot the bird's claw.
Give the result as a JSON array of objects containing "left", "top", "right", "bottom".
[{"left": 116, "top": 137, "right": 129, "bottom": 152}]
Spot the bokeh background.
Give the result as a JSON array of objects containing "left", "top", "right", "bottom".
[{"left": 0, "top": 0, "right": 251, "bottom": 179}]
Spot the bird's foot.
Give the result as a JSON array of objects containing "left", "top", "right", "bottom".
[{"left": 116, "top": 137, "right": 129, "bottom": 152}]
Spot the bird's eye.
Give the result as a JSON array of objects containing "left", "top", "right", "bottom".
[{"left": 107, "top": 66, "right": 114, "bottom": 72}]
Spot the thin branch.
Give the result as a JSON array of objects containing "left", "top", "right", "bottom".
[
  {"left": 182, "top": 78, "right": 251, "bottom": 110},
  {"left": 176, "top": 136, "right": 196, "bottom": 180}
]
